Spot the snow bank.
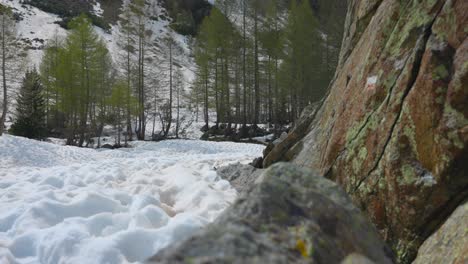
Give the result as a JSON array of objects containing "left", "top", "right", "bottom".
[{"left": 0, "top": 135, "right": 264, "bottom": 264}]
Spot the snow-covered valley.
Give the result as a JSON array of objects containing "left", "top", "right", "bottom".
[{"left": 0, "top": 136, "right": 264, "bottom": 264}]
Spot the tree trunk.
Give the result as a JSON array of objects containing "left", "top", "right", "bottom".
[
  {"left": 0, "top": 16, "right": 8, "bottom": 136},
  {"left": 204, "top": 68, "right": 209, "bottom": 129},
  {"left": 165, "top": 38, "right": 173, "bottom": 137},
  {"left": 242, "top": 0, "right": 247, "bottom": 128},
  {"left": 253, "top": 6, "right": 260, "bottom": 127}
]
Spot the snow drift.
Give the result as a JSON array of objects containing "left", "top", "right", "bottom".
[{"left": 0, "top": 136, "right": 264, "bottom": 263}]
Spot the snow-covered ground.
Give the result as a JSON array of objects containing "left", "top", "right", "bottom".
[{"left": 0, "top": 135, "right": 264, "bottom": 264}]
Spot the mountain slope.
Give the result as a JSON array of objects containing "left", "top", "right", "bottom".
[{"left": 1, "top": 0, "right": 197, "bottom": 89}]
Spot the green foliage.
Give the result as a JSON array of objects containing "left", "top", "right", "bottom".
[
  {"left": 0, "top": 4, "right": 12, "bottom": 15},
  {"left": 282, "top": 0, "right": 323, "bottom": 107},
  {"left": 10, "top": 69, "right": 47, "bottom": 139},
  {"left": 40, "top": 14, "right": 113, "bottom": 145},
  {"left": 170, "top": 9, "right": 197, "bottom": 36},
  {"left": 164, "top": 0, "right": 211, "bottom": 36},
  {"left": 192, "top": 0, "right": 329, "bottom": 126}
]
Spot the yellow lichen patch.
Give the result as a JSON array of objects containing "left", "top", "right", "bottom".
[{"left": 296, "top": 239, "right": 309, "bottom": 258}]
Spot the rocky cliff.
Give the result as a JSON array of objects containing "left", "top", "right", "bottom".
[{"left": 264, "top": 0, "right": 467, "bottom": 262}]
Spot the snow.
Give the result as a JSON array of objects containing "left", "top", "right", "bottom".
[
  {"left": 416, "top": 173, "right": 437, "bottom": 187},
  {"left": 0, "top": 135, "right": 264, "bottom": 263},
  {"left": 92, "top": 1, "right": 104, "bottom": 17},
  {"left": 0, "top": 0, "right": 67, "bottom": 66},
  {"left": 366, "top": 76, "right": 378, "bottom": 86},
  {"left": 1, "top": 0, "right": 201, "bottom": 137},
  {"left": 366, "top": 76, "right": 378, "bottom": 91}
]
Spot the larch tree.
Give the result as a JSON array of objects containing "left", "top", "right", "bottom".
[
  {"left": 193, "top": 18, "right": 211, "bottom": 130},
  {"left": 41, "top": 14, "right": 112, "bottom": 146},
  {"left": 131, "top": 0, "right": 149, "bottom": 140},
  {"left": 40, "top": 32, "right": 62, "bottom": 129},
  {"left": 117, "top": 6, "right": 135, "bottom": 143},
  {"left": 66, "top": 14, "right": 107, "bottom": 146}
]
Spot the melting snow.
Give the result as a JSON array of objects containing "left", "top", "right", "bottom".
[
  {"left": 0, "top": 135, "right": 264, "bottom": 263},
  {"left": 416, "top": 173, "right": 437, "bottom": 187},
  {"left": 92, "top": 1, "right": 104, "bottom": 17},
  {"left": 366, "top": 76, "right": 378, "bottom": 91}
]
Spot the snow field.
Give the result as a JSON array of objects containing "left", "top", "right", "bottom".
[{"left": 0, "top": 135, "right": 264, "bottom": 264}]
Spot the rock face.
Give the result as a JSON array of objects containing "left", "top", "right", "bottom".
[
  {"left": 150, "top": 163, "right": 394, "bottom": 264},
  {"left": 264, "top": 0, "right": 468, "bottom": 262},
  {"left": 413, "top": 200, "right": 468, "bottom": 264}
]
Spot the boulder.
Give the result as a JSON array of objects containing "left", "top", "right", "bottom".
[
  {"left": 412, "top": 200, "right": 468, "bottom": 264},
  {"left": 264, "top": 0, "right": 468, "bottom": 262},
  {"left": 101, "top": 144, "right": 114, "bottom": 149},
  {"left": 263, "top": 103, "right": 321, "bottom": 167},
  {"left": 250, "top": 157, "right": 264, "bottom": 169},
  {"left": 216, "top": 163, "right": 263, "bottom": 194},
  {"left": 150, "top": 163, "right": 394, "bottom": 264}
]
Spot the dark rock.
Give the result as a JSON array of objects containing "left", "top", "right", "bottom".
[
  {"left": 150, "top": 163, "right": 394, "bottom": 264},
  {"left": 200, "top": 132, "right": 209, "bottom": 140},
  {"left": 101, "top": 144, "right": 114, "bottom": 149},
  {"left": 200, "top": 124, "right": 209, "bottom": 132},
  {"left": 250, "top": 157, "right": 263, "bottom": 169},
  {"left": 216, "top": 163, "right": 263, "bottom": 194},
  {"left": 152, "top": 134, "right": 166, "bottom": 142}
]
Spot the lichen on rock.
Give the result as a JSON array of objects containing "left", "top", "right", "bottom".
[
  {"left": 263, "top": 0, "right": 468, "bottom": 262},
  {"left": 150, "top": 163, "right": 394, "bottom": 264}
]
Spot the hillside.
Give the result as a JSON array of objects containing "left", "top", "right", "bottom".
[{"left": 1, "top": 0, "right": 199, "bottom": 98}]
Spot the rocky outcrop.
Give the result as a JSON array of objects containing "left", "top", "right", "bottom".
[
  {"left": 413, "top": 200, "right": 468, "bottom": 264},
  {"left": 264, "top": 0, "right": 468, "bottom": 262},
  {"left": 263, "top": 103, "right": 322, "bottom": 167},
  {"left": 150, "top": 163, "right": 394, "bottom": 264},
  {"left": 216, "top": 163, "right": 263, "bottom": 194}
]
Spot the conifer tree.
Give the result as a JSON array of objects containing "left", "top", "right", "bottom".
[
  {"left": 282, "top": 0, "right": 321, "bottom": 120},
  {"left": 10, "top": 69, "right": 47, "bottom": 139},
  {"left": 40, "top": 32, "right": 62, "bottom": 129},
  {"left": 108, "top": 80, "right": 127, "bottom": 146},
  {"left": 41, "top": 14, "right": 111, "bottom": 146}
]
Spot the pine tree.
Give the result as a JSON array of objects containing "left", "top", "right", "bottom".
[
  {"left": 10, "top": 69, "right": 47, "bottom": 139},
  {"left": 260, "top": 0, "right": 284, "bottom": 127},
  {"left": 282, "top": 0, "right": 321, "bottom": 121}
]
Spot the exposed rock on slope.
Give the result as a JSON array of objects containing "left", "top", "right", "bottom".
[
  {"left": 264, "top": 0, "right": 467, "bottom": 262},
  {"left": 150, "top": 163, "right": 394, "bottom": 264}
]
